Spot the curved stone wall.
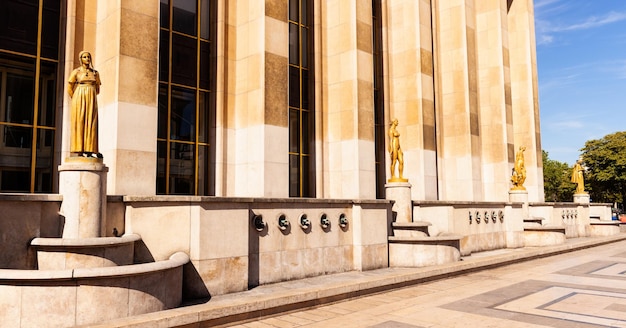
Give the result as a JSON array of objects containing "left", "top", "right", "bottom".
[{"left": 0, "top": 252, "right": 189, "bottom": 327}]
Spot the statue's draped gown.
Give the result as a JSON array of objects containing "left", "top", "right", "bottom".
[{"left": 68, "top": 68, "right": 100, "bottom": 153}]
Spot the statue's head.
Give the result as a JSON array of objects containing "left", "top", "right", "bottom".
[
  {"left": 391, "top": 118, "right": 398, "bottom": 126},
  {"left": 78, "top": 50, "right": 93, "bottom": 67}
]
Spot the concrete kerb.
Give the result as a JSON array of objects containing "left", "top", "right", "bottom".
[{"left": 77, "top": 234, "right": 626, "bottom": 328}]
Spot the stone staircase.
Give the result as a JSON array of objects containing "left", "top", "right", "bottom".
[
  {"left": 522, "top": 217, "right": 566, "bottom": 246},
  {"left": 388, "top": 221, "right": 461, "bottom": 267}
]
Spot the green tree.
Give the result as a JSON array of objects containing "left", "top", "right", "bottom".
[
  {"left": 581, "top": 131, "right": 626, "bottom": 208},
  {"left": 542, "top": 150, "right": 574, "bottom": 202}
]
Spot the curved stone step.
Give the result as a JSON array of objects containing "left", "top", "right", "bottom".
[
  {"left": 30, "top": 234, "right": 141, "bottom": 270},
  {"left": 389, "top": 234, "right": 462, "bottom": 267},
  {"left": 0, "top": 252, "right": 189, "bottom": 327}
]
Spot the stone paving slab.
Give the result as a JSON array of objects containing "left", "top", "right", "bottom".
[{"left": 81, "top": 234, "right": 626, "bottom": 328}]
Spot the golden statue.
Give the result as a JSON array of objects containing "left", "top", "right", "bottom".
[
  {"left": 511, "top": 146, "right": 526, "bottom": 190},
  {"left": 67, "top": 50, "right": 102, "bottom": 158},
  {"left": 388, "top": 118, "right": 407, "bottom": 182},
  {"left": 571, "top": 159, "right": 586, "bottom": 194}
]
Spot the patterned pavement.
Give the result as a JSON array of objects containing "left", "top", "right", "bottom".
[{"left": 228, "top": 240, "right": 626, "bottom": 328}]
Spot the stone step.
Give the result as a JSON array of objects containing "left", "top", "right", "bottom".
[
  {"left": 391, "top": 222, "right": 431, "bottom": 237},
  {"left": 30, "top": 234, "right": 141, "bottom": 270}
]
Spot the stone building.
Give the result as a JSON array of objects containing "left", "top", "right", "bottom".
[
  {"left": 0, "top": 0, "right": 543, "bottom": 202},
  {"left": 0, "top": 1, "right": 569, "bottom": 326}
]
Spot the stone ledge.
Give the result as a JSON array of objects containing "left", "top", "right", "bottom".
[
  {"left": 590, "top": 221, "right": 620, "bottom": 226},
  {"left": 0, "top": 193, "right": 63, "bottom": 202},
  {"left": 123, "top": 195, "right": 393, "bottom": 206},
  {"left": 392, "top": 222, "right": 431, "bottom": 228},
  {"left": 0, "top": 252, "right": 189, "bottom": 281},
  {"left": 31, "top": 234, "right": 141, "bottom": 248},
  {"left": 523, "top": 226, "right": 566, "bottom": 233},
  {"left": 388, "top": 235, "right": 461, "bottom": 243}
]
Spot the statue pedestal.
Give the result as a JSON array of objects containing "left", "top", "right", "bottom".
[
  {"left": 58, "top": 157, "right": 108, "bottom": 238},
  {"left": 573, "top": 193, "right": 590, "bottom": 204},
  {"left": 509, "top": 189, "right": 528, "bottom": 203},
  {"left": 509, "top": 189, "right": 529, "bottom": 220},
  {"left": 386, "top": 182, "right": 412, "bottom": 223}
]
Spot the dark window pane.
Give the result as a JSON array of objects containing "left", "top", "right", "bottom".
[
  {"left": 289, "top": 66, "right": 300, "bottom": 108},
  {"left": 173, "top": 0, "right": 197, "bottom": 35},
  {"left": 197, "top": 145, "right": 209, "bottom": 195},
  {"left": 301, "top": 110, "right": 309, "bottom": 154},
  {"left": 289, "top": 23, "right": 299, "bottom": 65},
  {"left": 1, "top": 170, "right": 30, "bottom": 192},
  {"left": 41, "top": 0, "right": 61, "bottom": 59},
  {"left": 200, "top": 0, "right": 211, "bottom": 40},
  {"left": 300, "top": 0, "right": 309, "bottom": 26},
  {"left": 0, "top": 0, "right": 38, "bottom": 55},
  {"left": 6, "top": 73, "right": 35, "bottom": 124},
  {"left": 169, "top": 142, "right": 194, "bottom": 194},
  {"left": 35, "top": 129, "right": 54, "bottom": 192},
  {"left": 289, "top": 0, "right": 299, "bottom": 22},
  {"left": 171, "top": 34, "right": 197, "bottom": 87},
  {"left": 301, "top": 27, "right": 309, "bottom": 68},
  {"left": 156, "top": 141, "right": 167, "bottom": 194},
  {"left": 301, "top": 69, "right": 309, "bottom": 109},
  {"left": 289, "top": 154, "right": 299, "bottom": 197},
  {"left": 159, "top": 31, "right": 169, "bottom": 82},
  {"left": 170, "top": 87, "right": 196, "bottom": 141},
  {"left": 302, "top": 154, "right": 312, "bottom": 197},
  {"left": 160, "top": 0, "right": 169, "bottom": 28},
  {"left": 3, "top": 125, "right": 32, "bottom": 148},
  {"left": 158, "top": 85, "right": 168, "bottom": 139},
  {"left": 289, "top": 109, "right": 299, "bottom": 153},
  {"left": 198, "top": 91, "right": 208, "bottom": 143},
  {"left": 38, "top": 61, "right": 57, "bottom": 127},
  {"left": 199, "top": 41, "right": 210, "bottom": 89}
]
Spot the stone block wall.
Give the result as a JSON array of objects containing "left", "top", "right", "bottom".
[{"left": 0, "top": 195, "right": 62, "bottom": 269}]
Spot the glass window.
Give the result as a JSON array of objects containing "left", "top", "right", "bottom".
[
  {"left": 288, "top": 0, "right": 315, "bottom": 197},
  {"left": 158, "top": 0, "right": 215, "bottom": 195},
  {"left": 1, "top": 1, "right": 62, "bottom": 194},
  {"left": 173, "top": 0, "right": 197, "bottom": 36}
]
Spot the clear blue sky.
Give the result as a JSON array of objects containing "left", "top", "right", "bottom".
[{"left": 534, "top": 0, "right": 626, "bottom": 165}]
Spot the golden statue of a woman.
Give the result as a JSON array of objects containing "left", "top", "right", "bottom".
[
  {"left": 571, "top": 159, "right": 586, "bottom": 194},
  {"left": 511, "top": 146, "right": 526, "bottom": 190},
  {"left": 67, "top": 50, "right": 101, "bottom": 158},
  {"left": 388, "top": 118, "right": 407, "bottom": 182}
]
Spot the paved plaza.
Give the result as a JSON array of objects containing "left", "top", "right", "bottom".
[{"left": 227, "top": 238, "right": 626, "bottom": 328}]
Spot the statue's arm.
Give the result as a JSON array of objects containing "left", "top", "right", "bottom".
[
  {"left": 67, "top": 70, "right": 77, "bottom": 98},
  {"left": 94, "top": 70, "right": 101, "bottom": 94}
]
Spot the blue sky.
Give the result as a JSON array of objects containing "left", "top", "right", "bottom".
[{"left": 534, "top": 0, "right": 626, "bottom": 165}]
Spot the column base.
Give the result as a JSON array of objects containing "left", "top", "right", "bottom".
[{"left": 59, "top": 157, "right": 108, "bottom": 238}]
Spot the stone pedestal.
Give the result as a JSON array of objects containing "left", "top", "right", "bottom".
[
  {"left": 573, "top": 193, "right": 590, "bottom": 204},
  {"left": 509, "top": 189, "right": 529, "bottom": 221},
  {"left": 386, "top": 182, "right": 412, "bottom": 223},
  {"left": 58, "top": 158, "right": 108, "bottom": 238}
]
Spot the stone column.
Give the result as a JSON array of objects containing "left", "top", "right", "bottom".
[
  {"left": 59, "top": 158, "right": 108, "bottom": 238},
  {"left": 386, "top": 182, "right": 412, "bottom": 223}
]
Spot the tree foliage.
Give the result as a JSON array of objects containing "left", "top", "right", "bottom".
[
  {"left": 542, "top": 150, "right": 574, "bottom": 202},
  {"left": 581, "top": 131, "right": 626, "bottom": 207}
]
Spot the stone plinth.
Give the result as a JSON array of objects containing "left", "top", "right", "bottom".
[
  {"left": 59, "top": 157, "right": 108, "bottom": 238},
  {"left": 573, "top": 193, "right": 590, "bottom": 204},
  {"left": 386, "top": 182, "right": 412, "bottom": 223},
  {"left": 508, "top": 189, "right": 528, "bottom": 203}
]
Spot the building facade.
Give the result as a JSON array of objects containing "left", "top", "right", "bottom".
[{"left": 0, "top": 0, "right": 543, "bottom": 202}]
